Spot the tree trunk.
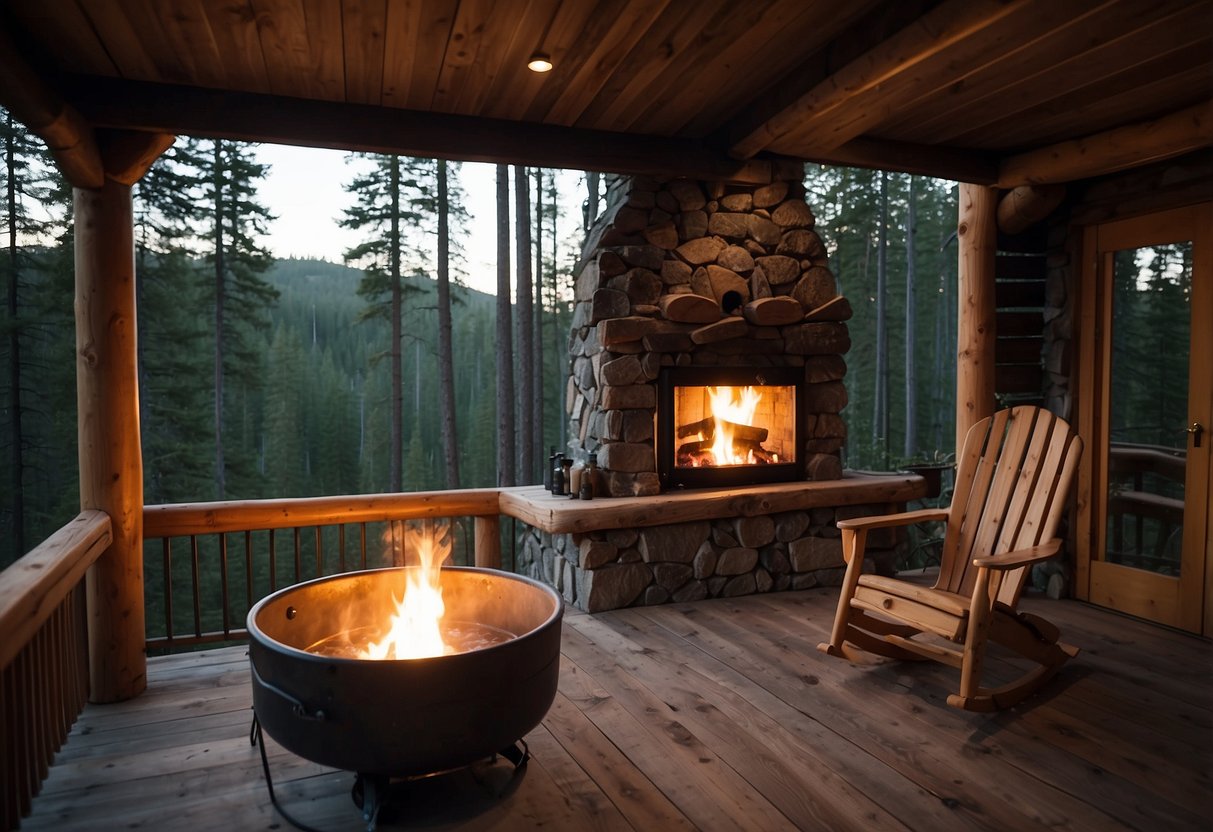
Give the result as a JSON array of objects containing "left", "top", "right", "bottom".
[
  {"left": 585, "top": 171, "right": 600, "bottom": 230},
  {"left": 5, "top": 115, "right": 24, "bottom": 554},
  {"left": 212, "top": 141, "right": 226, "bottom": 499},
  {"left": 552, "top": 175, "right": 565, "bottom": 445},
  {"left": 872, "top": 170, "right": 889, "bottom": 462},
  {"left": 495, "top": 164, "right": 515, "bottom": 486},
  {"left": 532, "top": 169, "right": 545, "bottom": 472},
  {"left": 435, "top": 159, "right": 460, "bottom": 488},
  {"left": 904, "top": 174, "right": 918, "bottom": 459},
  {"left": 514, "top": 165, "right": 534, "bottom": 483},
  {"left": 389, "top": 155, "right": 402, "bottom": 492}
]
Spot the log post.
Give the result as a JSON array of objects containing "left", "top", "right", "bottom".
[
  {"left": 956, "top": 183, "right": 998, "bottom": 454},
  {"left": 474, "top": 516, "right": 501, "bottom": 569},
  {"left": 76, "top": 180, "right": 146, "bottom": 703}
]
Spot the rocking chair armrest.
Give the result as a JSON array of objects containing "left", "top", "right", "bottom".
[
  {"left": 973, "top": 539, "right": 1062, "bottom": 571},
  {"left": 837, "top": 508, "right": 949, "bottom": 532}
]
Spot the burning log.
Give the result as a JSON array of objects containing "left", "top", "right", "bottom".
[
  {"left": 677, "top": 416, "right": 768, "bottom": 444},
  {"left": 677, "top": 438, "right": 779, "bottom": 466}
]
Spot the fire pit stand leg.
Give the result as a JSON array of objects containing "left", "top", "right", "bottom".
[
  {"left": 351, "top": 773, "right": 388, "bottom": 830},
  {"left": 250, "top": 713, "right": 335, "bottom": 832}
]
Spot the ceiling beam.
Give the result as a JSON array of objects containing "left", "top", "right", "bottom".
[
  {"left": 997, "top": 100, "right": 1213, "bottom": 187},
  {"left": 727, "top": 0, "right": 1031, "bottom": 160},
  {"left": 64, "top": 76, "right": 784, "bottom": 186},
  {"left": 0, "top": 24, "right": 104, "bottom": 189},
  {"left": 803, "top": 136, "right": 998, "bottom": 184}
]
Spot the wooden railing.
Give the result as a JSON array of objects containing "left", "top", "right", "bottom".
[
  {"left": 141, "top": 490, "right": 504, "bottom": 650},
  {"left": 0, "top": 511, "right": 113, "bottom": 831}
]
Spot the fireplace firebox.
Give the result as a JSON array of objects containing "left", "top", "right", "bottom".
[{"left": 657, "top": 366, "right": 805, "bottom": 490}]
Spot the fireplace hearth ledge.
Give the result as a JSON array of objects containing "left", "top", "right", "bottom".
[{"left": 500, "top": 472, "right": 926, "bottom": 535}]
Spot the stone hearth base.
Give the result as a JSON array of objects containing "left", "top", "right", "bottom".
[{"left": 503, "top": 475, "right": 925, "bottom": 612}]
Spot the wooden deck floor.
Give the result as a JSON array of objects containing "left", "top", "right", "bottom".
[{"left": 21, "top": 588, "right": 1213, "bottom": 831}]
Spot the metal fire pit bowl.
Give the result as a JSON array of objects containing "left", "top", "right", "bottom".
[{"left": 248, "top": 566, "right": 563, "bottom": 779}]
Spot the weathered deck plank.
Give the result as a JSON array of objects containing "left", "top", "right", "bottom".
[{"left": 21, "top": 589, "right": 1213, "bottom": 831}]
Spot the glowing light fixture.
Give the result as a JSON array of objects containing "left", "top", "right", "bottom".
[{"left": 527, "top": 52, "right": 553, "bottom": 73}]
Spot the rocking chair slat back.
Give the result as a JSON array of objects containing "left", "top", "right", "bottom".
[{"left": 936, "top": 407, "right": 1082, "bottom": 604}]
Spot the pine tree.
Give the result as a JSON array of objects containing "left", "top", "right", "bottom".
[
  {"left": 199, "top": 139, "right": 278, "bottom": 499},
  {"left": 435, "top": 159, "right": 461, "bottom": 489},
  {"left": 514, "top": 165, "right": 535, "bottom": 483},
  {"left": 1, "top": 111, "right": 55, "bottom": 555},
  {"left": 495, "top": 164, "right": 515, "bottom": 486}
]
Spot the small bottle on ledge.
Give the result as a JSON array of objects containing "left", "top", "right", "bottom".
[
  {"left": 562, "top": 458, "right": 574, "bottom": 499},
  {"left": 551, "top": 453, "right": 565, "bottom": 495},
  {"left": 579, "top": 453, "right": 597, "bottom": 500}
]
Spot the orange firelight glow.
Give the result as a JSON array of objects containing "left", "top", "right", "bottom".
[
  {"left": 362, "top": 525, "right": 452, "bottom": 660},
  {"left": 708, "top": 386, "right": 762, "bottom": 465}
]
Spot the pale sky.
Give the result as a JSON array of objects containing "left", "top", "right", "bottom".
[{"left": 254, "top": 144, "right": 586, "bottom": 296}]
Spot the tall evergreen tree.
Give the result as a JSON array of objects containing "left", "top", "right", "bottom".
[
  {"left": 904, "top": 174, "right": 918, "bottom": 459},
  {"left": 495, "top": 164, "right": 515, "bottom": 486},
  {"left": 532, "top": 168, "right": 546, "bottom": 469},
  {"left": 435, "top": 159, "right": 461, "bottom": 489},
  {"left": 515, "top": 165, "right": 534, "bottom": 483},
  {"left": 200, "top": 139, "right": 277, "bottom": 499}
]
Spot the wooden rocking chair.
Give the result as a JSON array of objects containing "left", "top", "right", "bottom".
[{"left": 818, "top": 406, "right": 1084, "bottom": 711}]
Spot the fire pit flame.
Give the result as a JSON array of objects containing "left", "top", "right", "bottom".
[{"left": 364, "top": 524, "right": 450, "bottom": 660}]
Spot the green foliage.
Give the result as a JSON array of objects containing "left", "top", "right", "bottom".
[{"left": 805, "top": 166, "right": 959, "bottom": 470}]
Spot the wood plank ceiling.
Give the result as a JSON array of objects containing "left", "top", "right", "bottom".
[{"left": 1, "top": 0, "right": 1210, "bottom": 184}]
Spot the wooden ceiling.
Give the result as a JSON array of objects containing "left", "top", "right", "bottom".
[{"left": 1, "top": 0, "right": 1210, "bottom": 186}]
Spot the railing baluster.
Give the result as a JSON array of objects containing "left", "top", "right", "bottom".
[
  {"left": 269, "top": 529, "right": 277, "bottom": 592},
  {"left": 245, "top": 531, "right": 254, "bottom": 613},
  {"left": 360, "top": 523, "right": 368, "bottom": 569},
  {"left": 314, "top": 526, "right": 322, "bottom": 578},
  {"left": 219, "top": 533, "right": 230, "bottom": 638},
  {"left": 190, "top": 535, "right": 201, "bottom": 639},
  {"left": 163, "top": 537, "right": 173, "bottom": 642},
  {"left": 293, "top": 527, "right": 302, "bottom": 584},
  {"left": 339, "top": 524, "right": 347, "bottom": 572}
]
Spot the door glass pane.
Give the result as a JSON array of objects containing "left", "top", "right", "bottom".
[{"left": 1105, "top": 242, "right": 1192, "bottom": 573}]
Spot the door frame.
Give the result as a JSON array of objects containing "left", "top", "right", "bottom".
[{"left": 1074, "top": 202, "right": 1212, "bottom": 635}]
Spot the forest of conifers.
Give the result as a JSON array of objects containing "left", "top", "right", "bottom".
[{"left": 1, "top": 107, "right": 965, "bottom": 568}]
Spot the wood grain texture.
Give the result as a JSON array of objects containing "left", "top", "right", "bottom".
[{"left": 18, "top": 591, "right": 1212, "bottom": 831}]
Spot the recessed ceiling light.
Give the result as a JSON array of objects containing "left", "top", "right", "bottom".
[{"left": 527, "top": 52, "right": 553, "bottom": 73}]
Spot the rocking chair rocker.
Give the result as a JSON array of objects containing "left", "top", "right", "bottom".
[{"left": 819, "top": 406, "right": 1083, "bottom": 711}]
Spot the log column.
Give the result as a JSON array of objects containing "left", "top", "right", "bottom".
[
  {"left": 76, "top": 179, "right": 145, "bottom": 703},
  {"left": 956, "top": 183, "right": 997, "bottom": 453}
]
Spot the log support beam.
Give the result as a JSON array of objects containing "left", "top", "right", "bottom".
[
  {"left": 76, "top": 180, "right": 146, "bottom": 703},
  {"left": 956, "top": 183, "right": 998, "bottom": 454},
  {"left": 997, "top": 184, "right": 1066, "bottom": 235}
]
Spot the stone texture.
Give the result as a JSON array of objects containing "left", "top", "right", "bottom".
[
  {"left": 601, "top": 354, "right": 643, "bottom": 386},
  {"left": 719, "top": 192, "right": 753, "bottom": 212},
  {"left": 778, "top": 229, "right": 826, "bottom": 259},
  {"left": 707, "top": 212, "right": 749, "bottom": 240},
  {"left": 753, "top": 181, "right": 788, "bottom": 208},
  {"left": 804, "top": 380, "right": 848, "bottom": 413},
  {"left": 606, "top": 471, "right": 661, "bottom": 497},
  {"left": 582, "top": 562, "right": 651, "bottom": 612},
  {"left": 598, "top": 441, "right": 654, "bottom": 473},
  {"left": 691, "top": 316, "right": 748, "bottom": 344},
  {"left": 669, "top": 180, "right": 706, "bottom": 211},
  {"left": 614, "top": 205, "right": 649, "bottom": 233},
  {"left": 755, "top": 255, "right": 800, "bottom": 286},
  {"left": 644, "top": 585, "right": 671, "bottom": 605},
  {"left": 607, "top": 268, "right": 662, "bottom": 306},
  {"left": 661, "top": 258, "right": 693, "bottom": 285},
  {"left": 617, "top": 245, "right": 665, "bottom": 271},
  {"left": 599, "top": 250, "right": 627, "bottom": 277},
  {"left": 783, "top": 322, "right": 851, "bottom": 355},
  {"left": 759, "top": 546, "right": 790, "bottom": 574},
  {"left": 791, "top": 267, "right": 837, "bottom": 310},
  {"left": 644, "top": 221, "right": 679, "bottom": 250},
  {"left": 639, "top": 522, "right": 711, "bottom": 563},
  {"left": 716, "top": 547, "right": 758, "bottom": 575},
  {"left": 678, "top": 210, "right": 708, "bottom": 241},
  {"left": 676, "top": 236, "right": 726, "bottom": 266},
  {"left": 712, "top": 526, "right": 739, "bottom": 548},
  {"left": 807, "top": 453, "right": 843, "bottom": 481},
  {"left": 591, "top": 288, "right": 630, "bottom": 324},
  {"left": 775, "top": 511, "right": 810, "bottom": 542},
  {"left": 772, "top": 200, "right": 815, "bottom": 229},
  {"left": 692, "top": 543, "right": 717, "bottom": 578},
  {"left": 721, "top": 574, "right": 757, "bottom": 597},
  {"left": 747, "top": 214, "right": 782, "bottom": 245},
  {"left": 717, "top": 245, "right": 755, "bottom": 274},
  {"left": 652, "top": 563, "right": 693, "bottom": 591},
  {"left": 805, "top": 355, "right": 848, "bottom": 383},
  {"left": 599, "top": 316, "right": 661, "bottom": 347},
  {"left": 600, "top": 383, "right": 656, "bottom": 410},
  {"left": 672, "top": 580, "right": 708, "bottom": 603},
  {"left": 580, "top": 539, "right": 619, "bottom": 569},
  {"left": 734, "top": 515, "right": 775, "bottom": 547},
  {"left": 789, "top": 536, "right": 843, "bottom": 571},
  {"left": 623, "top": 410, "right": 653, "bottom": 443},
  {"left": 755, "top": 568, "right": 774, "bottom": 593}
]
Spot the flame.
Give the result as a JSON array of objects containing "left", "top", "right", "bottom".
[
  {"left": 708, "top": 386, "right": 762, "bottom": 465},
  {"left": 362, "top": 523, "right": 452, "bottom": 660}
]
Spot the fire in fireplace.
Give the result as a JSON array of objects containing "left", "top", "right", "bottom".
[{"left": 657, "top": 366, "right": 805, "bottom": 490}]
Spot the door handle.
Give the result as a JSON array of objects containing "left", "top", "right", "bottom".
[{"left": 1188, "top": 422, "right": 1203, "bottom": 448}]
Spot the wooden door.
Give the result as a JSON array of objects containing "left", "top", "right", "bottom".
[{"left": 1077, "top": 203, "right": 1212, "bottom": 634}]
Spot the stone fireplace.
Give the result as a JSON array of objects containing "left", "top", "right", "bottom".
[
  {"left": 564, "top": 166, "right": 851, "bottom": 497},
  {"left": 514, "top": 167, "right": 923, "bottom": 612}
]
